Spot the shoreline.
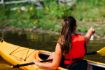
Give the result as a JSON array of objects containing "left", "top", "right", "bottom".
[{"left": 0, "top": 26, "right": 104, "bottom": 40}]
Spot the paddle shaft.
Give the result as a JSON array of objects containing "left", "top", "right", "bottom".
[
  {"left": 86, "top": 51, "right": 97, "bottom": 55},
  {"left": 13, "top": 59, "right": 52, "bottom": 68},
  {"left": 13, "top": 47, "right": 105, "bottom": 68}
]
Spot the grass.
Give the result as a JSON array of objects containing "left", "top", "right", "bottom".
[{"left": 0, "top": 0, "right": 105, "bottom": 36}]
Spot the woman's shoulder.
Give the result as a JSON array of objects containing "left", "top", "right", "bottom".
[{"left": 72, "top": 33, "right": 85, "bottom": 39}]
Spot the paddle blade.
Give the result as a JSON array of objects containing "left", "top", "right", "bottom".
[{"left": 97, "top": 47, "right": 105, "bottom": 56}]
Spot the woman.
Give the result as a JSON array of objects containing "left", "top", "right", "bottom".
[{"left": 34, "top": 16, "right": 95, "bottom": 70}]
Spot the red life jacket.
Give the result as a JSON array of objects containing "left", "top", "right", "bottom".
[{"left": 64, "top": 34, "right": 86, "bottom": 65}]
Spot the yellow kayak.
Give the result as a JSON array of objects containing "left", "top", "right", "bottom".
[
  {"left": 0, "top": 41, "right": 105, "bottom": 70},
  {"left": 0, "top": 41, "right": 66, "bottom": 70}
]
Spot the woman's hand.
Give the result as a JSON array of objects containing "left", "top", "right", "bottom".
[
  {"left": 33, "top": 60, "right": 40, "bottom": 66},
  {"left": 85, "top": 27, "right": 95, "bottom": 43},
  {"left": 88, "top": 27, "right": 95, "bottom": 35}
]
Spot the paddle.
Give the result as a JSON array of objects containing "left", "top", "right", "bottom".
[
  {"left": 12, "top": 59, "right": 52, "bottom": 68},
  {"left": 86, "top": 47, "right": 105, "bottom": 56},
  {"left": 12, "top": 47, "right": 105, "bottom": 68}
]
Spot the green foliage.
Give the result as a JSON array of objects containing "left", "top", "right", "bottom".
[
  {"left": 78, "top": 27, "right": 87, "bottom": 33},
  {"left": 0, "top": 1, "right": 70, "bottom": 30},
  {"left": 72, "top": 0, "right": 105, "bottom": 21},
  {"left": 0, "top": 0, "right": 105, "bottom": 34}
]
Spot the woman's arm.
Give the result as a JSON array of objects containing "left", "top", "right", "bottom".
[
  {"left": 85, "top": 27, "right": 95, "bottom": 44},
  {"left": 35, "top": 43, "right": 62, "bottom": 70}
]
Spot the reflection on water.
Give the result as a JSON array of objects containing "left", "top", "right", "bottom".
[
  {"left": 0, "top": 31, "right": 58, "bottom": 51},
  {"left": 0, "top": 31, "right": 105, "bottom": 63}
]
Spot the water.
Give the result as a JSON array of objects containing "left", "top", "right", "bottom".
[
  {"left": 1, "top": 31, "right": 57, "bottom": 51},
  {"left": 0, "top": 31, "right": 105, "bottom": 70},
  {"left": 85, "top": 40, "right": 105, "bottom": 63}
]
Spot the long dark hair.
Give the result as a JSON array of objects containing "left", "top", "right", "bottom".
[{"left": 58, "top": 16, "right": 76, "bottom": 54}]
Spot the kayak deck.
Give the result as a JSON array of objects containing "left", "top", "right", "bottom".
[
  {"left": 0, "top": 41, "right": 66, "bottom": 70},
  {"left": 87, "top": 60, "right": 105, "bottom": 69}
]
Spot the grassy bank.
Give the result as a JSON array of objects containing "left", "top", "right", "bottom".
[{"left": 0, "top": 0, "right": 105, "bottom": 36}]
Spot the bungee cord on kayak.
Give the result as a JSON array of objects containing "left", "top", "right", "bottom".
[{"left": 9, "top": 47, "right": 20, "bottom": 55}]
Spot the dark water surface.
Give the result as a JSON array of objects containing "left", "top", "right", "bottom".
[
  {"left": 85, "top": 40, "right": 105, "bottom": 63},
  {"left": 0, "top": 31, "right": 105, "bottom": 69}
]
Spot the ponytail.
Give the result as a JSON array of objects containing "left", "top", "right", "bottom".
[{"left": 58, "top": 16, "right": 76, "bottom": 54}]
